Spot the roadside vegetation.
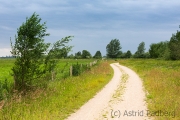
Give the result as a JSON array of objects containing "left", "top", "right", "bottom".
[
  {"left": 119, "top": 59, "right": 180, "bottom": 120},
  {"left": 0, "top": 60, "right": 113, "bottom": 120}
]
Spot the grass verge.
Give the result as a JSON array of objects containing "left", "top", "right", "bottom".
[
  {"left": 119, "top": 59, "right": 180, "bottom": 120},
  {"left": 0, "top": 61, "right": 113, "bottom": 120}
]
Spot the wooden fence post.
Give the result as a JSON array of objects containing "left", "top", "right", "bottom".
[
  {"left": 51, "top": 71, "right": 55, "bottom": 81},
  {"left": 70, "top": 66, "right": 72, "bottom": 76},
  {"left": 90, "top": 62, "right": 92, "bottom": 67}
]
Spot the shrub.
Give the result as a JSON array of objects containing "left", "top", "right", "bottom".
[{"left": 72, "top": 62, "right": 91, "bottom": 76}]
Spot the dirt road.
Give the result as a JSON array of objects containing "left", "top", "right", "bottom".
[{"left": 67, "top": 63, "right": 151, "bottom": 120}]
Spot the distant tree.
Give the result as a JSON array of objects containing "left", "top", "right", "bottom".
[
  {"left": 106, "top": 39, "right": 122, "bottom": 58},
  {"left": 169, "top": 31, "right": 180, "bottom": 60},
  {"left": 125, "top": 50, "right": 132, "bottom": 58},
  {"left": 68, "top": 54, "right": 74, "bottom": 59},
  {"left": 81, "top": 50, "right": 92, "bottom": 59},
  {"left": 134, "top": 42, "right": 146, "bottom": 58},
  {"left": 118, "top": 50, "right": 132, "bottom": 58},
  {"left": 144, "top": 52, "right": 150, "bottom": 58},
  {"left": 149, "top": 41, "right": 169, "bottom": 58},
  {"left": 93, "top": 51, "right": 102, "bottom": 59},
  {"left": 117, "top": 51, "right": 123, "bottom": 58},
  {"left": 75, "top": 51, "right": 82, "bottom": 59}
]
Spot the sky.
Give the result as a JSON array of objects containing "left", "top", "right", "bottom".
[{"left": 0, "top": 0, "right": 180, "bottom": 57}]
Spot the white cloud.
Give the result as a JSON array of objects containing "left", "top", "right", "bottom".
[
  {"left": 0, "top": 26, "right": 14, "bottom": 30},
  {"left": 0, "top": 48, "right": 11, "bottom": 57}
]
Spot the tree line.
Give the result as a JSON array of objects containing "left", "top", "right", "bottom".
[
  {"left": 106, "top": 32, "right": 180, "bottom": 60},
  {"left": 66, "top": 31, "right": 180, "bottom": 60},
  {"left": 9, "top": 12, "right": 180, "bottom": 92}
]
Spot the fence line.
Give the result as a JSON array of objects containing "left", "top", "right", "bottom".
[{"left": 69, "top": 60, "right": 98, "bottom": 77}]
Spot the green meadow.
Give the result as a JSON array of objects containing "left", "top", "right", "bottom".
[
  {"left": 1, "top": 58, "right": 180, "bottom": 120},
  {"left": 119, "top": 59, "right": 180, "bottom": 120},
  {"left": 0, "top": 59, "right": 113, "bottom": 120}
]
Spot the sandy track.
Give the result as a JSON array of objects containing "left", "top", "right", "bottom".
[{"left": 67, "top": 63, "right": 151, "bottom": 120}]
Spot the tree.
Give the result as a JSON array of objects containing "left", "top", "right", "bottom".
[
  {"left": 93, "top": 51, "right": 102, "bottom": 59},
  {"left": 134, "top": 42, "right": 146, "bottom": 58},
  {"left": 74, "top": 51, "right": 82, "bottom": 59},
  {"left": 118, "top": 50, "right": 132, "bottom": 58},
  {"left": 10, "top": 13, "right": 73, "bottom": 90},
  {"left": 47, "top": 38, "right": 73, "bottom": 59},
  {"left": 10, "top": 13, "right": 50, "bottom": 90},
  {"left": 125, "top": 50, "right": 132, "bottom": 58},
  {"left": 169, "top": 31, "right": 180, "bottom": 60},
  {"left": 149, "top": 41, "right": 169, "bottom": 58},
  {"left": 106, "top": 39, "right": 122, "bottom": 58},
  {"left": 81, "top": 50, "right": 92, "bottom": 59},
  {"left": 45, "top": 36, "right": 73, "bottom": 72},
  {"left": 68, "top": 54, "right": 74, "bottom": 59}
]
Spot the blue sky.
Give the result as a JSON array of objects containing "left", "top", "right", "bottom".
[{"left": 0, "top": 0, "right": 180, "bottom": 57}]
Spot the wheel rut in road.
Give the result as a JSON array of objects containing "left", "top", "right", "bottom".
[{"left": 67, "top": 63, "right": 151, "bottom": 120}]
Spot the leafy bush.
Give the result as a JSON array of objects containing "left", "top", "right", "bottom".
[
  {"left": 72, "top": 63, "right": 81, "bottom": 76},
  {"left": 72, "top": 62, "right": 91, "bottom": 76},
  {"left": 0, "top": 79, "right": 9, "bottom": 100}
]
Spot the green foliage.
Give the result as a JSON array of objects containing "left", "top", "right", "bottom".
[
  {"left": 119, "top": 50, "right": 132, "bottom": 58},
  {"left": 72, "top": 62, "right": 91, "bottom": 76},
  {"left": 93, "top": 51, "right": 102, "bottom": 59},
  {"left": 125, "top": 50, "right": 132, "bottom": 58},
  {"left": 81, "top": 50, "right": 92, "bottom": 59},
  {"left": 0, "top": 79, "right": 9, "bottom": 100},
  {"left": 10, "top": 13, "right": 50, "bottom": 90},
  {"left": 10, "top": 13, "right": 73, "bottom": 90},
  {"left": 169, "top": 31, "right": 180, "bottom": 60},
  {"left": 134, "top": 41, "right": 146, "bottom": 58},
  {"left": 0, "top": 61, "right": 112, "bottom": 120},
  {"left": 72, "top": 63, "right": 82, "bottom": 76},
  {"left": 68, "top": 54, "right": 74, "bottom": 59},
  {"left": 149, "top": 41, "right": 169, "bottom": 58},
  {"left": 74, "top": 51, "right": 82, "bottom": 59},
  {"left": 0, "top": 59, "right": 14, "bottom": 100},
  {"left": 47, "top": 36, "right": 73, "bottom": 59},
  {"left": 45, "top": 36, "right": 73, "bottom": 72},
  {"left": 106, "top": 39, "right": 122, "bottom": 58}
]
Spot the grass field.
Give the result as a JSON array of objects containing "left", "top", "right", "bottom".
[
  {"left": 119, "top": 59, "right": 180, "bottom": 120},
  {"left": 0, "top": 59, "right": 113, "bottom": 120},
  {"left": 0, "top": 58, "right": 14, "bottom": 84},
  {"left": 2, "top": 58, "right": 179, "bottom": 120},
  {"left": 0, "top": 59, "right": 14, "bottom": 100},
  {"left": 0, "top": 59, "right": 94, "bottom": 84}
]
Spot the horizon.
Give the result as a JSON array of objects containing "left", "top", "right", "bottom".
[{"left": 1, "top": 0, "right": 180, "bottom": 57}]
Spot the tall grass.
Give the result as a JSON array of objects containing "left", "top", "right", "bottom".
[
  {"left": 119, "top": 59, "right": 180, "bottom": 120},
  {"left": 0, "top": 59, "right": 94, "bottom": 99},
  {"left": 0, "top": 61, "right": 113, "bottom": 120},
  {"left": 0, "top": 59, "right": 14, "bottom": 100}
]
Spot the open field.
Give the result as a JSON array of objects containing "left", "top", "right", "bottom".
[
  {"left": 0, "top": 58, "right": 14, "bottom": 85},
  {"left": 119, "top": 59, "right": 180, "bottom": 120},
  {"left": 0, "top": 58, "right": 96, "bottom": 100},
  {"left": 0, "top": 59, "right": 113, "bottom": 120},
  {"left": 0, "top": 58, "right": 95, "bottom": 81}
]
